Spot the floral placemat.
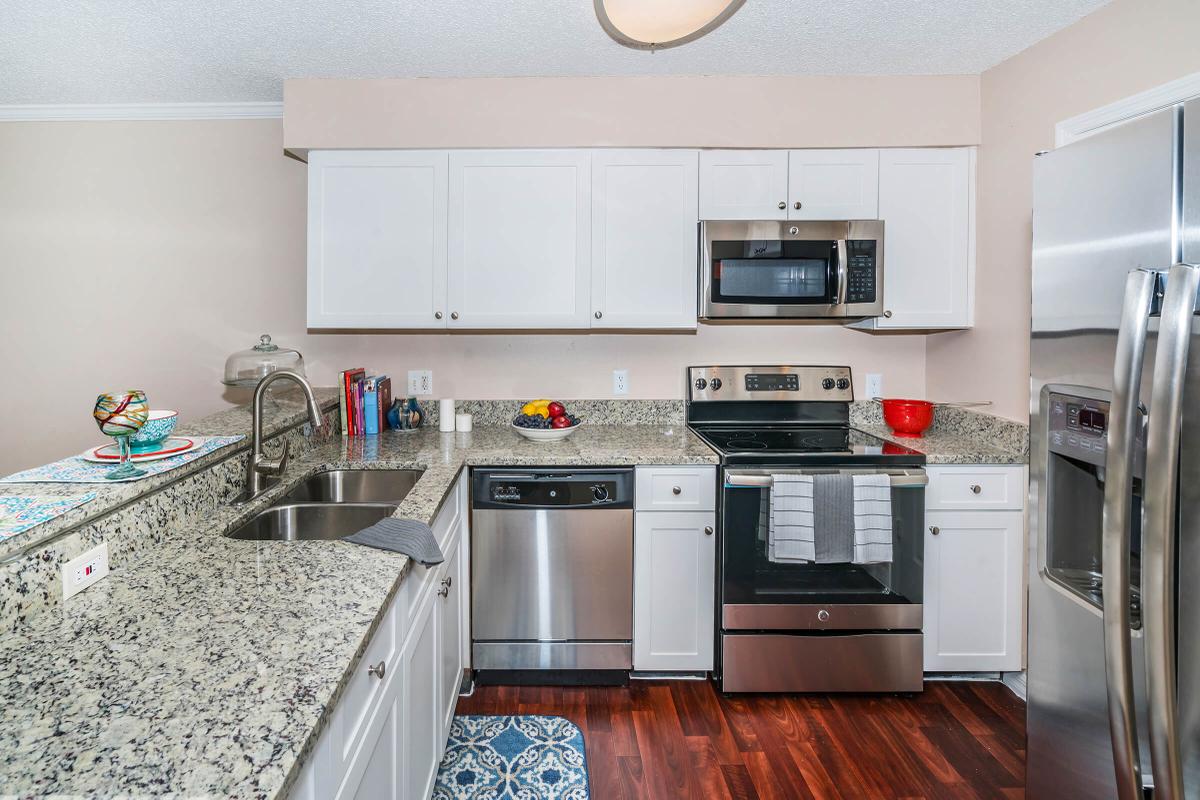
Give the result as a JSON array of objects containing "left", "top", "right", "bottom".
[
  {"left": 0, "top": 436, "right": 245, "bottom": 484},
  {"left": 0, "top": 493, "right": 97, "bottom": 539}
]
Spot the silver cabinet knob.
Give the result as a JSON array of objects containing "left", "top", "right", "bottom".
[
  {"left": 883, "top": 310, "right": 893, "bottom": 318},
  {"left": 434, "top": 311, "right": 443, "bottom": 320},
  {"left": 817, "top": 609, "right": 830, "bottom": 622},
  {"left": 777, "top": 201, "right": 786, "bottom": 210},
  {"left": 438, "top": 576, "right": 452, "bottom": 597},
  {"left": 672, "top": 486, "right": 682, "bottom": 495},
  {"left": 794, "top": 201, "right": 802, "bottom": 210},
  {"left": 704, "top": 526, "right": 714, "bottom": 536},
  {"left": 930, "top": 526, "right": 940, "bottom": 535},
  {"left": 450, "top": 311, "right": 459, "bottom": 320},
  {"left": 368, "top": 660, "right": 386, "bottom": 679},
  {"left": 595, "top": 311, "right": 603, "bottom": 319},
  {"left": 970, "top": 484, "right": 982, "bottom": 495}
]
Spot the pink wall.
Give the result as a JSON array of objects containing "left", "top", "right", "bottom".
[
  {"left": 0, "top": 116, "right": 934, "bottom": 475},
  {"left": 925, "top": 0, "right": 1200, "bottom": 421}
]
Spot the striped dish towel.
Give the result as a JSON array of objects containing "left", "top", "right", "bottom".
[
  {"left": 768, "top": 474, "right": 815, "bottom": 563},
  {"left": 853, "top": 474, "right": 894, "bottom": 564}
]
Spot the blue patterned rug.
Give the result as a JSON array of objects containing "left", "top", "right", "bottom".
[{"left": 434, "top": 715, "right": 591, "bottom": 799}]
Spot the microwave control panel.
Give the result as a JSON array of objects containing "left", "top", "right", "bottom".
[{"left": 845, "top": 240, "right": 877, "bottom": 304}]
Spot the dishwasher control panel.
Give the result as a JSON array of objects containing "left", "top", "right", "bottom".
[{"left": 473, "top": 469, "right": 635, "bottom": 509}]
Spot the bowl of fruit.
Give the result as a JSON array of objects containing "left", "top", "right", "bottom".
[{"left": 513, "top": 399, "right": 582, "bottom": 442}]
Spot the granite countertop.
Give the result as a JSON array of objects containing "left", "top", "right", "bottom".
[
  {"left": 856, "top": 423, "right": 1028, "bottom": 465},
  {"left": 0, "top": 387, "right": 343, "bottom": 562},
  {"left": 0, "top": 423, "right": 718, "bottom": 799}
]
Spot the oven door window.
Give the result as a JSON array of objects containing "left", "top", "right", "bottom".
[
  {"left": 721, "top": 482, "right": 924, "bottom": 606},
  {"left": 710, "top": 239, "right": 837, "bottom": 305}
]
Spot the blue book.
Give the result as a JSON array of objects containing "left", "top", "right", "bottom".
[{"left": 363, "top": 377, "right": 379, "bottom": 436}]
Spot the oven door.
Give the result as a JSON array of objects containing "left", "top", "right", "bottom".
[
  {"left": 720, "top": 468, "right": 925, "bottom": 632},
  {"left": 700, "top": 220, "right": 884, "bottom": 319}
]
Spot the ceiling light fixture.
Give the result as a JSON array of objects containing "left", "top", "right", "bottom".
[{"left": 594, "top": 0, "right": 746, "bottom": 51}]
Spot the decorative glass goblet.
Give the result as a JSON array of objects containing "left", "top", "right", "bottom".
[{"left": 93, "top": 390, "right": 150, "bottom": 480}]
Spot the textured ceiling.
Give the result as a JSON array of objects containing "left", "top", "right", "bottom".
[{"left": 1, "top": 0, "right": 1112, "bottom": 104}]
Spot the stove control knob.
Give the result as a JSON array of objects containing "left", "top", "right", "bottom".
[
  {"left": 709, "top": 378, "right": 723, "bottom": 391},
  {"left": 822, "top": 378, "right": 836, "bottom": 390},
  {"left": 836, "top": 378, "right": 851, "bottom": 391},
  {"left": 694, "top": 378, "right": 708, "bottom": 390},
  {"left": 592, "top": 485, "right": 609, "bottom": 502}
]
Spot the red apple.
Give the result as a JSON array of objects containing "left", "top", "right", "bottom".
[
  {"left": 548, "top": 401, "right": 566, "bottom": 418},
  {"left": 551, "top": 415, "right": 572, "bottom": 429}
]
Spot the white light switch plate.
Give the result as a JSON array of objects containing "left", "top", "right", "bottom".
[
  {"left": 62, "top": 542, "right": 109, "bottom": 600},
  {"left": 612, "top": 369, "right": 629, "bottom": 396},
  {"left": 407, "top": 370, "right": 433, "bottom": 396},
  {"left": 865, "top": 373, "right": 883, "bottom": 400}
]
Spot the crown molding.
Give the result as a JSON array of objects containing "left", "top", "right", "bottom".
[
  {"left": 0, "top": 101, "right": 283, "bottom": 122},
  {"left": 1056, "top": 71, "right": 1200, "bottom": 147}
]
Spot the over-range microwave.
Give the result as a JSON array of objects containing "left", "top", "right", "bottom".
[{"left": 699, "top": 220, "right": 884, "bottom": 320}]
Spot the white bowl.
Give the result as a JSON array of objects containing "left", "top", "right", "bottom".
[{"left": 511, "top": 422, "right": 582, "bottom": 442}]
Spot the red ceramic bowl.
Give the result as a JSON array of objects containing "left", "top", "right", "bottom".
[{"left": 880, "top": 398, "right": 935, "bottom": 438}]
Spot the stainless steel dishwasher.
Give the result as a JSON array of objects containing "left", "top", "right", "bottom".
[{"left": 471, "top": 468, "right": 634, "bottom": 683}]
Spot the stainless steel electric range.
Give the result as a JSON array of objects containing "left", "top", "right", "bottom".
[{"left": 686, "top": 365, "right": 928, "bottom": 693}]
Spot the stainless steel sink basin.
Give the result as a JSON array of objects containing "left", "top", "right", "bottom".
[
  {"left": 224, "top": 502, "right": 396, "bottom": 541},
  {"left": 282, "top": 469, "right": 423, "bottom": 504}
]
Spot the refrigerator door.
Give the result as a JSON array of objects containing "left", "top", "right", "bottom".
[
  {"left": 1029, "top": 105, "right": 1180, "bottom": 799},
  {"left": 1167, "top": 97, "right": 1200, "bottom": 796}
]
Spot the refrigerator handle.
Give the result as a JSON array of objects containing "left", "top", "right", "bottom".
[
  {"left": 1103, "top": 268, "right": 1159, "bottom": 799},
  {"left": 1143, "top": 262, "right": 1200, "bottom": 800}
]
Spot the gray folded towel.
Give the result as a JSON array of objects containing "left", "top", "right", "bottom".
[
  {"left": 344, "top": 517, "right": 444, "bottom": 566},
  {"left": 813, "top": 473, "right": 854, "bottom": 564}
]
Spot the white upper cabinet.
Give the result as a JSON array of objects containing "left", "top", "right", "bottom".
[
  {"left": 787, "top": 149, "right": 879, "bottom": 220},
  {"left": 591, "top": 150, "right": 699, "bottom": 329},
  {"left": 447, "top": 150, "right": 591, "bottom": 328},
  {"left": 307, "top": 150, "right": 448, "bottom": 329},
  {"left": 699, "top": 150, "right": 789, "bottom": 220},
  {"left": 864, "top": 147, "right": 975, "bottom": 329}
]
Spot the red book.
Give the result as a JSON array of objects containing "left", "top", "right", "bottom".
[
  {"left": 343, "top": 368, "right": 365, "bottom": 435},
  {"left": 378, "top": 376, "right": 392, "bottom": 432}
]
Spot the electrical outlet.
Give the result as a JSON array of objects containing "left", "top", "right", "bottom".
[
  {"left": 866, "top": 373, "right": 883, "bottom": 400},
  {"left": 613, "top": 369, "right": 629, "bottom": 396},
  {"left": 407, "top": 370, "right": 433, "bottom": 396},
  {"left": 62, "top": 542, "right": 109, "bottom": 600}
]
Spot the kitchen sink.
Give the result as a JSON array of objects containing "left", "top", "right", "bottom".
[
  {"left": 283, "top": 469, "right": 423, "bottom": 504},
  {"left": 224, "top": 502, "right": 396, "bottom": 541}
]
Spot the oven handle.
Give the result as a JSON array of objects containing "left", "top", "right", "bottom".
[
  {"left": 835, "top": 239, "right": 849, "bottom": 306},
  {"left": 724, "top": 469, "right": 927, "bottom": 488}
]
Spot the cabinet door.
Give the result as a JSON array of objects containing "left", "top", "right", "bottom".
[
  {"left": 787, "top": 149, "right": 879, "bottom": 220},
  {"left": 698, "top": 150, "right": 789, "bottom": 220},
  {"left": 307, "top": 150, "right": 448, "bottom": 329},
  {"left": 872, "top": 147, "right": 974, "bottom": 329},
  {"left": 591, "top": 150, "right": 699, "bottom": 329},
  {"left": 634, "top": 511, "right": 716, "bottom": 671},
  {"left": 436, "top": 533, "right": 464, "bottom": 740},
  {"left": 447, "top": 150, "right": 591, "bottom": 328},
  {"left": 401, "top": 593, "right": 440, "bottom": 800},
  {"left": 923, "top": 510, "right": 1024, "bottom": 672},
  {"left": 351, "top": 698, "right": 399, "bottom": 800}
]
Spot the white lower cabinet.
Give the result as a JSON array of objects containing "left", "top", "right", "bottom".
[
  {"left": 923, "top": 465, "right": 1026, "bottom": 672},
  {"left": 633, "top": 510, "right": 717, "bottom": 671},
  {"left": 291, "top": 470, "right": 469, "bottom": 800},
  {"left": 632, "top": 466, "right": 718, "bottom": 673}
]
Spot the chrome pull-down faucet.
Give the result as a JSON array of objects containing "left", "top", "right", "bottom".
[{"left": 243, "top": 369, "right": 323, "bottom": 503}]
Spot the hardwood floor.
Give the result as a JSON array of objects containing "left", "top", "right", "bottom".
[{"left": 455, "top": 679, "right": 1026, "bottom": 800}]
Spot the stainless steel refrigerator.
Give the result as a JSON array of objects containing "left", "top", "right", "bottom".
[{"left": 1029, "top": 99, "right": 1200, "bottom": 799}]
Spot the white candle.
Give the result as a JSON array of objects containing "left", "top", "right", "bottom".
[{"left": 439, "top": 399, "right": 456, "bottom": 432}]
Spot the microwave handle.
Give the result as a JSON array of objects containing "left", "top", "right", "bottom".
[{"left": 835, "top": 240, "right": 849, "bottom": 306}]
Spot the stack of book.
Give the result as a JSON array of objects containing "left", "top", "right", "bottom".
[{"left": 339, "top": 369, "right": 392, "bottom": 436}]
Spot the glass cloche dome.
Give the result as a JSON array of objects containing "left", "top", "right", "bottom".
[{"left": 222, "top": 334, "right": 306, "bottom": 387}]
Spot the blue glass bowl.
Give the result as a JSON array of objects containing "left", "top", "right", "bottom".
[{"left": 130, "top": 410, "right": 178, "bottom": 452}]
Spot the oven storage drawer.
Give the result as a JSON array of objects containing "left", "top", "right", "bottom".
[
  {"left": 723, "top": 602, "right": 922, "bottom": 631},
  {"left": 721, "top": 632, "right": 923, "bottom": 693}
]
